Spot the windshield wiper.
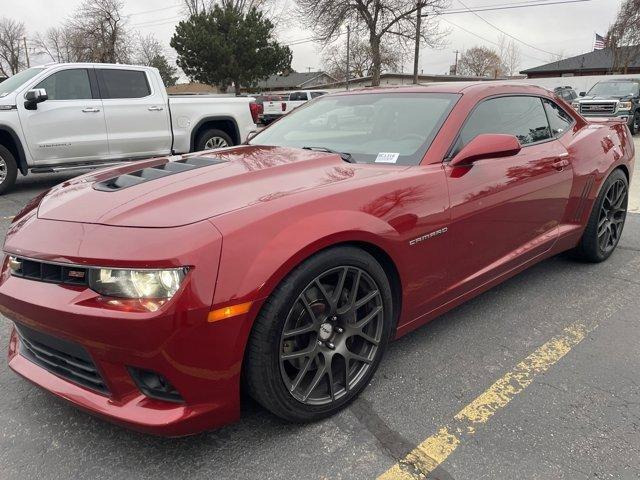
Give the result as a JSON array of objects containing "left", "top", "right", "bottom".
[{"left": 302, "top": 146, "right": 355, "bottom": 163}]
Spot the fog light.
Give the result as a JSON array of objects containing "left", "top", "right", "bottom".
[{"left": 128, "top": 367, "right": 184, "bottom": 403}]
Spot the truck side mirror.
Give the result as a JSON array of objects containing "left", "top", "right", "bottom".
[
  {"left": 24, "top": 88, "right": 48, "bottom": 110},
  {"left": 579, "top": 91, "right": 586, "bottom": 97}
]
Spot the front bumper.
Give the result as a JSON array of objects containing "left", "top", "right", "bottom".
[{"left": 0, "top": 215, "right": 257, "bottom": 436}]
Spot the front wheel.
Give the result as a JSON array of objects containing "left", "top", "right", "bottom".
[
  {"left": 0, "top": 145, "right": 18, "bottom": 195},
  {"left": 573, "top": 169, "right": 628, "bottom": 262},
  {"left": 244, "top": 247, "right": 394, "bottom": 422}
]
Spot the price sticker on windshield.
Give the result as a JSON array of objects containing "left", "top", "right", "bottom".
[{"left": 375, "top": 152, "right": 399, "bottom": 164}]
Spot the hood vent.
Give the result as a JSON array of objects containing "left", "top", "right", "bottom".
[{"left": 94, "top": 156, "right": 227, "bottom": 192}]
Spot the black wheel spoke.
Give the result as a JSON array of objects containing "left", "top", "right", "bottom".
[
  {"left": 279, "top": 265, "right": 384, "bottom": 405},
  {"left": 596, "top": 178, "right": 627, "bottom": 255}
]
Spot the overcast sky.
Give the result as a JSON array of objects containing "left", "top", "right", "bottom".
[{"left": 4, "top": 0, "right": 623, "bottom": 79}]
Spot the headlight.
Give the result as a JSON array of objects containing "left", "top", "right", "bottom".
[
  {"left": 88, "top": 268, "right": 187, "bottom": 299},
  {"left": 618, "top": 101, "right": 632, "bottom": 111},
  {"left": 571, "top": 102, "right": 580, "bottom": 110}
]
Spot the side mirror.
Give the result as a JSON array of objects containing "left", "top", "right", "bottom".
[
  {"left": 450, "top": 134, "right": 521, "bottom": 167},
  {"left": 24, "top": 88, "right": 48, "bottom": 110},
  {"left": 579, "top": 91, "right": 586, "bottom": 97}
]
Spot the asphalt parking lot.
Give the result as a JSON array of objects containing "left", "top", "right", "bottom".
[{"left": 1, "top": 143, "right": 640, "bottom": 480}]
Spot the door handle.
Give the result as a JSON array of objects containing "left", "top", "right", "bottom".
[
  {"left": 148, "top": 106, "right": 164, "bottom": 111},
  {"left": 82, "top": 107, "right": 101, "bottom": 113},
  {"left": 553, "top": 157, "right": 570, "bottom": 171}
]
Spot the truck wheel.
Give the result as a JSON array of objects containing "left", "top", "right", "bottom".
[
  {"left": 195, "top": 129, "right": 234, "bottom": 151},
  {"left": 631, "top": 111, "right": 640, "bottom": 135},
  {"left": 0, "top": 145, "right": 18, "bottom": 194}
]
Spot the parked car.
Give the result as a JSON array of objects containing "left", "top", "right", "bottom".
[
  {"left": 261, "top": 90, "right": 327, "bottom": 123},
  {"left": 571, "top": 79, "right": 640, "bottom": 135},
  {"left": 554, "top": 85, "right": 578, "bottom": 103},
  {"left": 1, "top": 83, "right": 634, "bottom": 436},
  {"left": 0, "top": 63, "right": 258, "bottom": 193}
]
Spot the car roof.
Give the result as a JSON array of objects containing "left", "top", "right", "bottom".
[{"left": 330, "top": 82, "right": 553, "bottom": 97}]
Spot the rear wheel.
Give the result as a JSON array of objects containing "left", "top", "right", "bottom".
[
  {"left": 194, "top": 128, "right": 233, "bottom": 151},
  {"left": 244, "top": 246, "right": 393, "bottom": 422},
  {"left": 573, "top": 169, "right": 628, "bottom": 262},
  {"left": 0, "top": 145, "right": 18, "bottom": 195}
]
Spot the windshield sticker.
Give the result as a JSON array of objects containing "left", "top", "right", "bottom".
[{"left": 375, "top": 152, "right": 399, "bottom": 164}]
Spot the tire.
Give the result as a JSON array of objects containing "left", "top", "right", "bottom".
[
  {"left": 194, "top": 129, "right": 234, "bottom": 151},
  {"left": 631, "top": 111, "right": 640, "bottom": 136},
  {"left": 244, "top": 246, "right": 394, "bottom": 422},
  {"left": 572, "top": 168, "right": 628, "bottom": 262},
  {"left": 0, "top": 145, "right": 18, "bottom": 195}
]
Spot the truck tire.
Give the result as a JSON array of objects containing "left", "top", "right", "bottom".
[
  {"left": 631, "top": 111, "right": 640, "bottom": 136},
  {"left": 195, "top": 129, "right": 234, "bottom": 151},
  {"left": 0, "top": 145, "right": 18, "bottom": 194}
]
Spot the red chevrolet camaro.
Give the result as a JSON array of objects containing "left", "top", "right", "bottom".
[{"left": 0, "top": 83, "right": 634, "bottom": 436}]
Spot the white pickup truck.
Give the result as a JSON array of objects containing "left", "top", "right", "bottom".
[
  {"left": 261, "top": 90, "right": 327, "bottom": 124},
  {"left": 0, "top": 63, "right": 258, "bottom": 193}
]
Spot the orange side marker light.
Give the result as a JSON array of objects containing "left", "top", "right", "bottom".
[{"left": 208, "top": 301, "right": 253, "bottom": 323}]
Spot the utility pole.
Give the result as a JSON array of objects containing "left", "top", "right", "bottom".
[
  {"left": 453, "top": 50, "right": 459, "bottom": 75},
  {"left": 23, "top": 37, "right": 30, "bottom": 68},
  {"left": 412, "top": 4, "right": 422, "bottom": 84},
  {"left": 346, "top": 24, "right": 351, "bottom": 91}
]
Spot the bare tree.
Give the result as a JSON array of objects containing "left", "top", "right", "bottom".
[
  {"left": 322, "top": 36, "right": 404, "bottom": 80},
  {"left": 0, "top": 18, "right": 27, "bottom": 76},
  {"left": 457, "top": 46, "right": 503, "bottom": 77},
  {"left": 134, "top": 34, "right": 179, "bottom": 87},
  {"left": 498, "top": 35, "right": 520, "bottom": 77},
  {"left": 296, "top": 0, "right": 449, "bottom": 86},
  {"left": 33, "top": 27, "right": 80, "bottom": 63},
  {"left": 607, "top": 0, "right": 640, "bottom": 73},
  {"left": 66, "top": 0, "right": 132, "bottom": 63}
]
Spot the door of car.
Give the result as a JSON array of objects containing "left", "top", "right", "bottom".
[
  {"left": 18, "top": 67, "right": 109, "bottom": 164},
  {"left": 443, "top": 95, "right": 574, "bottom": 297},
  {"left": 97, "top": 68, "right": 172, "bottom": 159}
]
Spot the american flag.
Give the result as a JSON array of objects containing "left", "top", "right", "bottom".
[{"left": 593, "top": 33, "right": 606, "bottom": 50}]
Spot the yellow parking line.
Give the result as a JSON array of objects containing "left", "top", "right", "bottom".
[{"left": 378, "top": 320, "right": 598, "bottom": 479}]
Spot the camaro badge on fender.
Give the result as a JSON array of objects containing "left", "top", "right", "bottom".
[{"left": 409, "top": 227, "right": 448, "bottom": 246}]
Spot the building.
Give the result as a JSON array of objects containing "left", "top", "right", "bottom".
[
  {"left": 253, "top": 71, "right": 337, "bottom": 92},
  {"left": 320, "top": 72, "right": 503, "bottom": 90},
  {"left": 521, "top": 46, "right": 640, "bottom": 78},
  {"left": 166, "top": 82, "right": 220, "bottom": 94}
]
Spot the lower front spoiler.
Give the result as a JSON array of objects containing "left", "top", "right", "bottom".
[{"left": 8, "top": 329, "right": 239, "bottom": 437}]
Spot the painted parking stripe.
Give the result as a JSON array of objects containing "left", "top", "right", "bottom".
[{"left": 378, "top": 320, "right": 598, "bottom": 479}]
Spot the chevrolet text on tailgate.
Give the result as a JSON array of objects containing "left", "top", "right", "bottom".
[
  {"left": 0, "top": 63, "right": 259, "bottom": 193},
  {"left": 0, "top": 83, "right": 634, "bottom": 436}
]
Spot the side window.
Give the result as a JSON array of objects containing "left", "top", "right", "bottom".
[
  {"left": 34, "top": 69, "right": 92, "bottom": 100},
  {"left": 458, "top": 96, "right": 551, "bottom": 152},
  {"left": 543, "top": 99, "right": 574, "bottom": 136},
  {"left": 310, "top": 91, "right": 325, "bottom": 99},
  {"left": 289, "top": 92, "right": 306, "bottom": 101},
  {"left": 99, "top": 69, "right": 151, "bottom": 99}
]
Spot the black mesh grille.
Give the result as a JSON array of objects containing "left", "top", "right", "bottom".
[
  {"left": 94, "top": 156, "right": 227, "bottom": 192},
  {"left": 16, "top": 324, "right": 109, "bottom": 395},
  {"left": 9, "top": 257, "right": 88, "bottom": 285}
]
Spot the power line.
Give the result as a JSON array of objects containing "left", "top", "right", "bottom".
[
  {"left": 440, "top": 0, "right": 594, "bottom": 15},
  {"left": 454, "top": 0, "right": 562, "bottom": 57},
  {"left": 126, "top": 4, "right": 183, "bottom": 18}
]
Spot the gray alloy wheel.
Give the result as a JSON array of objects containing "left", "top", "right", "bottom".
[
  {"left": 194, "top": 128, "right": 234, "bottom": 152},
  {"left": 0, "top": 155, "right": 7, "bottom": 184},
  {"left": 244, "top": 246, "right": 393, "bottom": 423},
  {"left": 597, "top": 177, "right": 627, "bottom": 255},
  {"left": 279, "top": 266, "right": 384, "bottom": 405},
  {"left": 0, "top": 144, "right": 18, "bottom": 194}
]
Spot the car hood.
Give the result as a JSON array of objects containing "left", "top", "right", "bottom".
[
  {"left": 579, "top": 95, "right": 630, "bottom": 101},
  {"left": 37, "top": 145, "right": 392, "bottom": 228}
]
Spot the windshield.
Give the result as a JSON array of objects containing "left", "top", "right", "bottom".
[
  {"left": 250, "top": 92, "right": 460, "bottom": 165},
  {"left": 587, "top": 81, "right": 639, "bottom": 97},
  {"left": 0, "top": 68, "right": 45, "bottom": 97}
]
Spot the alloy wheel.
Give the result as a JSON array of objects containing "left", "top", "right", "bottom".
[
  {"left": 279, "top": 266, "right": 384, "bottom": 406},
  {"left": 0, "top": 156, "right": 7, "bottom": 183},
  {"left": 204, "top": 136, "right": 229, "bottom": 149},
  {"left": 597, "top": 178, "right": 627, "bottom": 254}
]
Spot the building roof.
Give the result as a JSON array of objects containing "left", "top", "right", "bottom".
[
  {"left": 255, "top": 71, "right": 336, "bottom": 90},
  {"left": 520, "top": 46, "right": 640, "bottom": 74}
]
